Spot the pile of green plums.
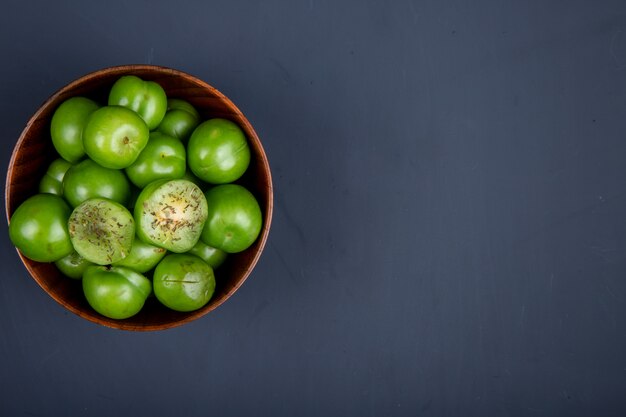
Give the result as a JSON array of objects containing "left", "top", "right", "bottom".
[{"left": 8, "top": 75, "right": 263, "bottom": 320}]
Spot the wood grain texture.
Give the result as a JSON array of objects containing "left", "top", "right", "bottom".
[{"left": 5, "top": 65, "right": 273, "bottom": 331}]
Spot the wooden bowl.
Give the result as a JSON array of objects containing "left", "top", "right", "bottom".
[{"left": 5, "top": 65, "right": 273, "bottom": 331}]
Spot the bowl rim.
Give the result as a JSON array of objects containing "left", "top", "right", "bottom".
[{"left": 5, "top": 64, "right": 274, "bottom": 331}]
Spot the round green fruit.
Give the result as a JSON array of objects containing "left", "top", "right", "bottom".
[
  {"left": 188, "top": 240, "right": 227, "bottom": 269},
  {"left": 201, "top": 184, "right": 262, "bottom": 253},
  {"left": 83, "top": 106, "right": 149, "bottom": 169},
  {"left": 153, "top": 254, "right": 215, "bottom": 312},
  {"left": 125, "top": 132, "right": 186, "bottom": 189},
  {"left": 108, "top": 75, "right": 167, "bottom": 130},
  {"left": 157, "top": 98, "right": 200, "bottom": 141},
  {"left": 38, "top": 158, "right": 72, "bottom": 196},
  {"left": 83, "top": 265, "right": 151, "bottom": 319},
  {"left": 9, "top": 194, "right": 73, "bottom": 262},
  {"left": 50, "top": 97, "right": 99, "bottom": 163},
  {"left": 187, "top": 118, "right": 251, "bottom": 184},
  {"left": 62, "top": 159, "right": 131, "bottom": 207},
  {"left": 112, "top": 237, "right": 167, "bottom": 273},
  {"left": 55, "top": 251, "right": 94, "bottom": 279}
]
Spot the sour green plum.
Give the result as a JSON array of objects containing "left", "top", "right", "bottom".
[
  {"left": 153, "top": 254, "right": 215, "bottom": 312},
  {"left": 187, "top": 119, "right": 250, "bottom": 184},
  {"left": 39, "top": 159, "right": 72, "bottom": 196},
  {"left": 50, "top": 97, "right": 99, "bottom": 163},
  {"left": 201, "top": 184, "right": 262, "bottom": 253},
  {"left": 9, "top": 194, "right": 73, "bottom": 262},
  {"left": 83, "top": 265, "right": 151, "bottom": 319},
  {"left": 108, "top": 75, "right": 167, "bottom": 130}
]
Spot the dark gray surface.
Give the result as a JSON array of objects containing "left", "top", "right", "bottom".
[{"left": 1, "top": 0, "right": 626, "bottom": 415}]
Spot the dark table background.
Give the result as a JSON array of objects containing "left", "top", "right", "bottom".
[{"left": 1, "top": 1, "right": 626, "bottom": 416}]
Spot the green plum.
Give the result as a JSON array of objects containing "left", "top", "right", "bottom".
[
  {"left": 83, "top": 265, "right": 151, "bottom": 319},
  {"left": 62, "top": 159, "right": 131, "bottom": 207},
  {"left": 157, "top": 98, "right": 200, "bottom": 141},
  {"left": 83, "top": 106, "right": 149, "bottom": 169},
  {"left": 201, "top": 184, "right": 262, "bottom": 253},
  {"left": 134, "top": 179, "right": 208, "bottom": 253},
  {"left": 68, "top": 198, "right": 135, "bottom": 265},
  {"left": 55, "top": 251, "right": 94, "bottom": 279},
  {"left": 153, "top": 254, "right": 215, "bottom": 312},
  {"left": 108, "top": 75, "right": 167, "bottom": 130},
  {"left": 187, "top": 118, "right": 250, "bottom": 184},
  {"left": 50, "top": 97, "right": 99, "bottom": 163},
  {"left": 38, "top": 158, "right": 72, "bottom": 196},
  {"left": 188, "top": 240, "right": 227, "bottom": 269},
  {"left": 125, "top": 132, "right": 186, "bottom": 188},
  {"left": 112, "top": 237, "right": 167, "bottom": 273},
  {"left": 9, "top": 194, "right": 73, "bottom": 262}
]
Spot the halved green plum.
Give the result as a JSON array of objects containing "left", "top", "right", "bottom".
[
  {"left": 68, "top": 198, "right": 135, "bottom": 265},
  {"left": 134, "top": 179, "right": 208, "bottom": 253}
]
